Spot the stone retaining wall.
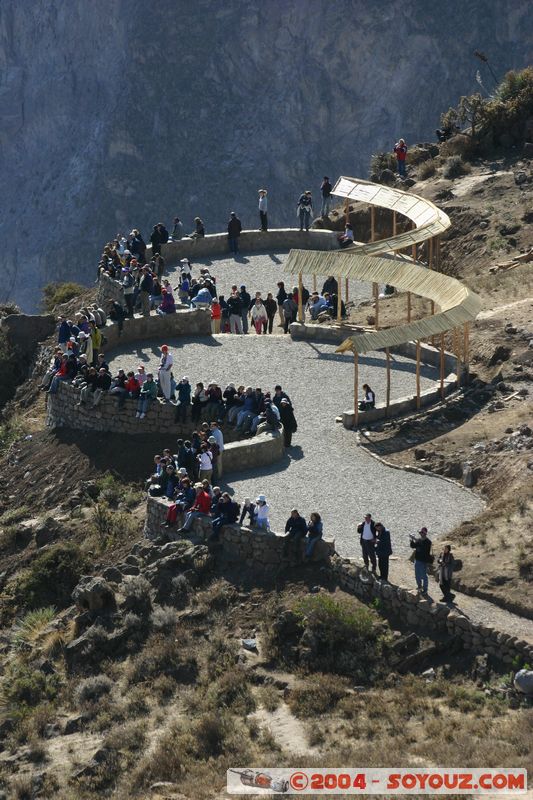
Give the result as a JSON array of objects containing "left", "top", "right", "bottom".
[
  {"left": 330, "top": 557, "right": 533, "bottom": 665},
  {"left": 289, "top": 322, "right": 458, "bottom": 428},
  {"left": 101, "top": 307, "right": 211, "bottom": 350},
  {"left": 98, "top": 229, "right": 340, "bottom": 306},
  {"left": 46, "top": 381, "right": 285, "bottom": 464},
  {"left": 145, "top": 495, "right": 335, "bottom": 571}
]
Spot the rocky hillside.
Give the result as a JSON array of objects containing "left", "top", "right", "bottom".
[{"left": 1, "top": 0, "right": 532, "bottom": 309}]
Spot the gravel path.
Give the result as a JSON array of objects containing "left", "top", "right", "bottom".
[
  {"left": 106, "top": 250, "right": 533, "bottom": 643},
  {"left": 165, "top": 249, "right": 372, "bottom": 307},
  {"left": 108, "top": 337, "right": 483, "bottom": 560}
]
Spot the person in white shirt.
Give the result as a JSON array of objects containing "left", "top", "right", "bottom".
[
  {"left": 258, "top": 189, "right": 268, "bottom": 231},
  {"left": 357, "top": 513, "right": 377, "bottom": 572},
  {"left": 251, "top": 298, "right": 268, "bottom": 334},
  {"left": 158, "top": 345, "right": 173, "bottom": 401},
  {"left": 254, "top": 494, "right": 270, "bottom": 531}
]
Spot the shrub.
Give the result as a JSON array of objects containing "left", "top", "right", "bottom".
[
  {"left": 206, "top": 670, "right": 255, "bottom": 716},
  {"left": 151, "top": 605, "right": 179, "bottom": 632},
  {"left": 122, "top": 575, "right": 152, "bottom": 616},
  {"left": 417, "top": 160, "right": 436, "bottom": 181},
  {"left": 442, "top": 155, "right": 469, "bottom": 180},
  {"left": 287, "top": 674, "right": 349, "bottom": 717},
  {"left": 13, "top": 607, "right": 56, "bottom": 650},
  {"left": 0, "top": 505, "right": 30, "bottom": 525},
  {"left": 370, "top": 152, "right": 396, "bottom": 176},
  {"left": 3, "top": 662, "right": 60, "bottom": 708},
  {"left": 18, "top": 543, "right": 89, "bottom": 609},
  {"left": 127, "top": 633, "right": 198, "bottom": 685},
  {"left": 171, "top": 574, "right": 190, "bottom": 607},
  {"left": 41, "top": 281, "right": 84, "bottom": 312},
  {"left": 205, "top": 635, "right": 238, "bottom": 680},
  {"left": 75, "top": 674, "right": 114, "bottom": 706}
]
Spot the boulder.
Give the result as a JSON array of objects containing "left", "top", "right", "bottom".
[
  {"left": 72, "top": 576, "right": 116, "bottom": 614},
  {"left": 514, "top": 669, "right": 533, "bottom": 695}
]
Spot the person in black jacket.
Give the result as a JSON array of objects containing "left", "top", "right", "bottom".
[
  {"left": 410, "top": 527, "right": 432, "bottom": 594},
  {"left": 279, "top": 398, "right": 297, "bottom": 447},
  {"left": 375, "top": 522, "right": 392, "bottom": 581},
  {"left": 357, "top": 513, "right": 377, "bottom": 572},
  {"left": 227, "top": 291, "right": 244, "bottom": 334},
  {"left": 283, "top": 509, "right": 307, "bottom": 558},
  {"left": 227, "top": 212, "right": 242, "bottom": 255},
  {"left": 264, "top": 292, "right": 277, "bottom": 334},
  {"left": 320, "top": 177, "right": 333, "bottom": 217},
  {"left": 276, "top": 281, "right": 287, "bottom": 327},
  {"left": 239, "top": 285, "right": 251, "bottom": 333},
  {"left": 211, "top": 492, "right": 239, "bottom": 541}
]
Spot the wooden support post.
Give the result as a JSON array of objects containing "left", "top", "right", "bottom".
[
  {"left": 354, "top": 351, "right": 359, "bottom": 428},
  {"left": 429, "top": 236, "right": 433, "bottom": 270},
  {"left": 436, "top": 235, "right": 441, "bottom": 272},
  {"left": 313, "top": 274, "right": 317, "bottom": 292},
  {"left": 337, "top": 276, "right": 342, "bottom": 323},
  {"left": 430, "top": 300, "right": 435, "bottom": 346},
  {"left": 416, "top": 340, "right": 421, "bottom": 410},
  {"left": 392, "top": 210, "right": 397, "bottom": 237},
  {"left": 456, "top": 327, "right": 462, "bottom": 388},
  {"left": 370, "top": 206, "right": 375, "bottom": 243},
  {"left": 463, "top": 322, "right": 470, "bottom": 379},
  {"left": 440, "top": 333, "right": 445, "bottom": 400},
  {"left": 385, "top": 347, "right": 391, "bottom": 416},
  {"left": 407, "top": 291, "right": 411, "bottom": 323},
  {"left": 297, "top": 272, "right": 303, "bottom": 323},
  {"left": 345, "top": 198, "right": 350, "bottom": 227},
  {"left": 345, "top": 277, "right": 349, "bottom": 304},
  {"left": 374, "top": 282, "right": 379, "bottom": 330}
]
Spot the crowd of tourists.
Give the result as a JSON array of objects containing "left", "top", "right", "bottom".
[{"left": 358, "top": 513, "right": 456, "bottom": 603}]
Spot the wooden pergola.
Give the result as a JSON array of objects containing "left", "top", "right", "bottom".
[{"left": 286, "top": 177, "right": 481, "bottom": 424}]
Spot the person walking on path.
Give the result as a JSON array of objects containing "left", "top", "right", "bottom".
[
  {"left": 239, "top": 285, "right": 251, "bottom": 333},
  {"left": 320, "top": 177, "right": 333, "bottom": 217},
  {"left": 437, "top": 544, "right": 455, "bottom": 602},
  {"left": 227, "top": 291, "right": 244, "bottom": 334},
  {"left": 279, "top": 398, "right": 297, "bottom": 446},
  {"left": 251, "top": 298, "right": 268, "bottom": 334},
  {"left": 227, "top": 212, "right": 242, "bottom": 255},
  {"left": 158, "top": 345, "right": 173, "bottom": 402},
  {"left": 258, "top": 189, "right": 268, "bottom": 231},
  {"left": 358, "top": 513, "right": 377, "bottom": 572},
  {"left": 394, "top": 138, "right": 407, "bottom": 177},
  {"left": 375, "top": 522, "right": 392, "bottom": 581},
  {"left": 276, "top": 281, "right": 287, "bottom": 327},
  {"left": 297, "top": 190, "right": 313, "bottom": 231},
  {"left": 264, "top": 292, "right": 277, "bottom": 334},
  {"left": 410, "top": 526, "right": 432, "bottom": 594}
]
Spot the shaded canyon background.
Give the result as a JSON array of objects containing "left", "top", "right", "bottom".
[{"left": 0, "top": 0, "right": 532, "bottom": 310}]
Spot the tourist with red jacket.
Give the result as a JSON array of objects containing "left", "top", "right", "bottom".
[
  {"left": 394, "top": 138, "right": 407, "bottom": 177},
  {"left": 177, "top": 483, "right": 213, "bottom": 533}
]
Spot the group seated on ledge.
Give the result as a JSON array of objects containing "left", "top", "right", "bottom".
[{"left": 154, "top": 478, "right": 325, "bottom": 561}]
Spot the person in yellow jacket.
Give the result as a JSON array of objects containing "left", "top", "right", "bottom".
[{"left": 90, "top": 321, "right": 102, "bottom": 367}]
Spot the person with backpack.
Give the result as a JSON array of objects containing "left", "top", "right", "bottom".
[
  {"left": 297, "top": 190, "right": 313, "bottom": 231},
  {"left": 282, "top": 293, "right": 297, "bottom": 334},
  {"left": 320, "top": 177, "right": 333, "bottom": 217},
  {"left": 409, "top": 526, "right": 433, "bottom": 595}
]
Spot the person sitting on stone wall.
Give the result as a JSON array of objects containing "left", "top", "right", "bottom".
[
  {"left": 283, "top": 509, "right": 307, "bottom": 557},
  {"left": 211, "top": 492, "right": 240, "bottom": 542},
  {"left": 225, "top": 384, "right": 243, "bottom": 424},
  {"left": 191, "top": 382, "right": 208, "bottom": 423},
  {"left": 109, "top": 369, "right": 128, "bottom": 410},
  {"left": 308, "top": 292, "right": 328, "bottom": 319},
  {"left": 239, "top": 497, "right": 256, "bottom": 527},
  {"left": 157, "top": 288, "right": 176, "bottom": 315},
  {"left": 189, "top": 217, "right": 205, "bottom": 239},
  {"left": 91, "top": 303, "right": 107, "bottom": 327},
  {"left": 124, "top": 371, "right": 140, "bottom": 400},
  {"left": 254, "top": 494, "right": 270, "bottom": 532},
  {"left": 136, "top": 372, "right": 158, "bottom": 420},
  {"left": 339, "top": 222, "right": 355, "bottom": 248},
  {"left": 135, "top": 364, "right": 147, "bottom": 387},
  {"left": 205, "top": 381, "right": 223, "bottom": 420},
  {"left": 107, "top": 299, "right": 126, "bottom": 335},
  {"left": 40, "top": 348, "right": 64, "bottom": 390},
  {"left": 47, "top": 353, "right": 77, "bottom": 394},
  {"left": 303, "top": 512, "right": 323, "bottom": 561},
  {"left": 170, "top": 216, "right": 183, "bottom": 241},
  {"left": 177, "top": 482, "right": 212, "bottom": 533},
  {"left": 235, "top": 387, "right": 258, "bottom": 432},
  {"left": 191, "top": 283, "right": 213, "bottom": 309},
  {"left": 76, "top": 366, "right": 98, "bottom": 406},
  {"left": 359, "top": 383, "right": 376, "bottom": 411},
  {"left": 90, "top": 367, "right": 112, "bottom": 407}
]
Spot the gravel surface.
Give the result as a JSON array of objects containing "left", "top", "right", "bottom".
[
  {"left": 165, "top": 249, "right": 372, "bottom": 307},
  {"left": 108, "top": 332, "right": 483, "bottom": 566}
]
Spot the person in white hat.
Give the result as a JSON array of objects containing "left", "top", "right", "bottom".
[{"left": 254, "top": 494, "right": 270, "bottom": 532}]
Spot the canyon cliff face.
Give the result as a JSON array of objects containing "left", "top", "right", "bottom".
[{"left": 0, "top": 0, "right": 532, "bottom": 309}]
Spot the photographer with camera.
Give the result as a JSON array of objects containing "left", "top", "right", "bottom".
[{"left": 409, "top": 526, "right": 433, "bottom": 595}]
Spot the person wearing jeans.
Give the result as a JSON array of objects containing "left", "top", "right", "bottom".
[
  {"left": 297, "top": 190, "right": 313, "bottom": 231},
  {"left": 136, "top": 373, "right": 157, "bottom": 419},
  {"left": 304, "top": 512, "right": 323, "bottom": 560},
  {"left": 410, "top": 526, "right": 432, "bottom": 594},
  {"left": 320, "top": 177, "right": 332, "bottom": 216},
  {"left": 177, "top": 485, "right": 212, "bottom": 532},
  {"left": 357, "top": 513, "right": 377, "bottom": 572}
]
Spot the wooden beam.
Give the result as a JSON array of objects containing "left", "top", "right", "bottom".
[
  {"left": 354, "top": 351, "right": 359, "bottom": 428},
  {"left": 374, "top": 282, "right": 379, "bottom": 330},
  {"left": 416, "top": 340, "right": 421, "bottom": 410},
  {"left": 297, "top": 272, "right": 303, "bottom": 323},
  {"left": 345, "top": 277, "right": 349, "bottom": 304},
  {"left": 429, "top": 236, "right": 434, "bottom": 270},
  {"left": 430, "top": 299, "right": 435, "bottom": 346},
  {"left": 385, "top": 347, "right": 391, "bottom": 416},
  {"left": 407, "top": 291, "right": 411, "bottom": 323},
  {"left": 455, "top": 327, "right": 462, "bottom": 388},
  {"left": 337, "top": 276, "right": 342, "bottom": 323},
  {"left": 392, "top": 210, "right": 397, "bottom": 237},
  {"left": 440, "top": 333, "right": 445, "bottom": 400},
  {"left": 313, "top": 274, "right": 317, "bottom": 292}
]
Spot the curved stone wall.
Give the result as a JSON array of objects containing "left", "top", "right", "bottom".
[{"left": 100, "top": 307, "right": 211, "bottom": 351}]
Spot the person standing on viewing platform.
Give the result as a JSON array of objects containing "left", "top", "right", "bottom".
[
  {"left": 297, "top": 190, "right": 313, "bottom": 231},
  {"left": 358, "top": 513, "right": 377, "bottom": 573},
  {"left": 158, "top": 345, "right": 173, "bottom": 402},
  {"left": 264, "top": 292, "right": 277, "bottom": 334},
  {"left": 227, "top": 211, "right": 242, "bottom": 255},
  {"left": 320, "top": 176, "right": 332, "bottom": 217},
  {"left": 239, "top": 285, "right": 251, "bottom": 333},
  {"left": 375, "top": 522, "right": 392, "bottom": 581},
  {"left": 258, "top": 189, "right": 268, "bottom": 231},
  {"left": 410, "top": 526, "right": 432, "bottom": 595},
  {"left": 394, "top": 138, "right": 407, "bottom": 177}
]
